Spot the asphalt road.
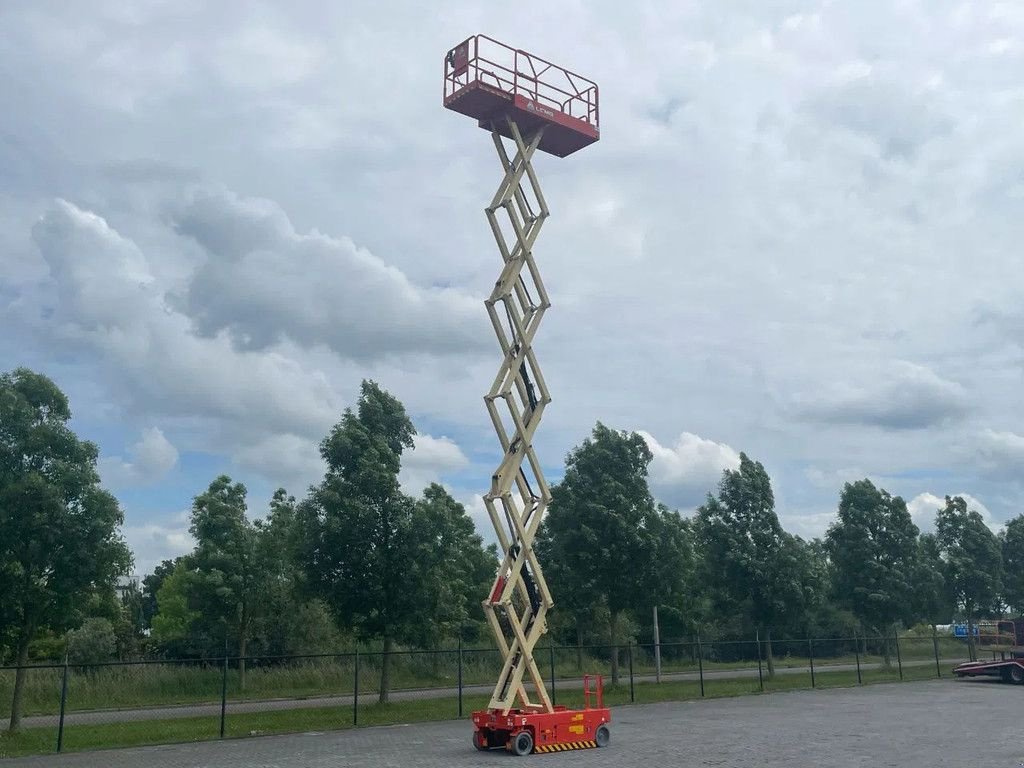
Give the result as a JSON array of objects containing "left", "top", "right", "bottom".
[
  {"left": 18, "top": 658, "right": 957, "bottom": 728},
  {"left": 5, "top": 678, "right": 1020, "bottom": 767}
]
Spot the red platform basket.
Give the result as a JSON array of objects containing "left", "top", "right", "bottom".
[{"left": 443, "top": 35, "right": 599, "bottom": 158}]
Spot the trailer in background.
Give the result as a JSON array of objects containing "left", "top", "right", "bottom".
[{"left": 953, "top": 618, "right": 1024, "bottom": 684}]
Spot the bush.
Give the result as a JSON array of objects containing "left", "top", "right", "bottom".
[{"left": 67, "top": 618, "right": 116, "bottom": 666}]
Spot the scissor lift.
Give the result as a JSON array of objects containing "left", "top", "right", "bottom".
[{"left": 443, "top": 36, "right": 609, "bottom": 756}]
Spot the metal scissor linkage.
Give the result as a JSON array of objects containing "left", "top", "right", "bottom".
[{"left": 481, "top": 117, "right": 557, "bottom": 715}]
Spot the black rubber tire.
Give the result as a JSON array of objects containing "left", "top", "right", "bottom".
[
  {"left": 595, "top": 724, "right": 610, "bottom": 748},
  {"left": 1011, "top": 665, "right": 1024, "bottom": 684},
  {"left": 512, "top": 730, "right": 534, "bottom": 756},
  {"left": 473, "top": 732, "right": 488, "bottom": 751}
]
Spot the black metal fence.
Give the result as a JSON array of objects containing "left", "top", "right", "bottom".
[{"left": 0, "top": 631, "right": 978, "bottom": 759}]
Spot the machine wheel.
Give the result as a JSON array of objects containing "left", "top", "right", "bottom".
[
  {"left": 595, "top": 724, "right": 611, "bottom": 748},
  {"left": 473, "top": 731, "right": 488, "bottom": 751},
  {"left": 1011, "top": 665, "right": 1024, "bottom": 684},
  {"left": 512, "top": 730, "right": 534, "bottom": 756}
]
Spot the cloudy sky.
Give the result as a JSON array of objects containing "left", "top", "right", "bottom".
[{"left": 3, "top": 1, "right": 1023, "bottom": 575}]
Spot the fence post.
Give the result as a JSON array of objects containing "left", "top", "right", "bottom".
[
  {"left": 458, "top": 638, "right": 464, "bottom": 718},
  {"left": 627, "top": 641, "right": 635, "bottom": 703},
  {"left": 353, "top": 650, "right": 360, "bottom": 726},
  {"left": 219, "top": 650, "right": 228, "bottom": 739},
  {"left": 653, "top": 605, "right": 662, "bottom": 684},
  {"left": 756, "top": 630, "right": 764, "bottom": 692},
  {"left": 854, "top": 633, "right": 862, "bottom": 685},
  {"left": 56, "top": 653, "right": 69, "bottom": 753},
  {"left": 894, "top": 628, "right": 903, "bottom": 681},
  {"left": 549, "top": 643, "right": 556, "bottom": 707},
  {"left": 696, "top": 632, "right": 705, "bottom": 697},
  {"left": 808, "top": 638, "right": 816, "bottom": 689},
  {"left": 932, "top": 628, "right": 941, "bottom": 678}
]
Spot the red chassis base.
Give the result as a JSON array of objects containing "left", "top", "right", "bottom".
[{"left": 472, "top": 675, "right": 611, "bottom": 756}]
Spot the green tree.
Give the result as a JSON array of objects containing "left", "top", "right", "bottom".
[
  {"left": 636, "top": 506, "right": 696, "bottom": 643},
  {"left": 1000, "top": 515, "right": 1024, "bottom": 614},
  {"left": 544, "top": 423, "right": 670, "bottom": 684},
  {"left": 296, "top": 380, "right": 422, "bottom": 703},
  {"left": 412, "top": 484, "right": 497, "bottom": 644},
  {"left": 695, "top": 453, "right": 804, "bottom": 677},
  {"left": 187, "top": 476, "right": 263, "bottom": 688},
  {"left": 115, "top": 580, "right": 145, "bottom": 659},
  {"left": 67, "top": 617, "right": 117, "bottom": 666},
  {"left": 911, "top": 533, "right": 952, "bottom": 629},
  {"left": 825, "top": 480, "right": 919, "bottom": 659},
  {"left": 0, "top": 368, "right": 131, "bottom": 731},
  {"left": 150, "top": 561, "right": 199, "bottom": 655},
  {"left": 141, "top": 559, "right": 179, "bottom": 629},
  {"left": 935, "top": 495, "right": 1002, "bottom": 659}
]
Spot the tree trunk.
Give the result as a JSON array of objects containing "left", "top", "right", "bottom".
[
  {"left": 763, "top": 627, "right": 775, "bottom": 679},
  {"left": 238, "top": 632, "right": 248, "bottom": 692},
  {"left": 609, "top": 611, "right": 620, "bottom": 687},
  {"left": 882, "top": 628, "right": 892, "bottom": 668},
  {"left": 379, "top": 635, "right": 392, "bottom": 704},
  {"left": 7, "top": 624, "right": 33, "bottom": 733},
  {"left": 575, "top": 621, "right": 583, "bottom": 672}
]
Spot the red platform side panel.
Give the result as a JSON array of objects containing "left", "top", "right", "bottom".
[{"left": 443, "top": 35, "right": 600, "bottom": 158}]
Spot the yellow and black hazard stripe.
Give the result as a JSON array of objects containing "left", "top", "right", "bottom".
[{"left": 534, "top": 740, "right": 598, "bottom": 753}]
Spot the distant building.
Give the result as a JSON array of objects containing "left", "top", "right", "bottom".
[{"left": 116, "top": 574, "right": 141, "bottom": 599}]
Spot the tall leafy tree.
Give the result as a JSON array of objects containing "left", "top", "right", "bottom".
[
  {"left": 141, "top": 558, "right": 180, "bottom": 630},
  {"left": 935, "top": 495, "right": 1003, "bottom": 659},
  {"left": 187, "top": 476, "right": 265, "bottom": 687},
  {"left": 544, "top": 423, "right": 671, "bottom": 684},
  {"left": 150, "top": 560, "right": 199, "bottom": 656},
  {"left": 1000, "top": 515, "right": 1024, "bottom": 614},
  {"left": 297, "top": 380, "right": 422, "bottom": 702},
  {"left": 412, "top": 484, "right": 497, "bottom": 644},
  {"left": 696, "top": 453, "right": 804, "bottom": 676},
  {"left": 635, "top": 506, "right": 696, "bottom": 642},
  {"left": 911, "top": 533, "right": 952, "bottom": 629},
  {"left": 0, "top": 368, "right": 131, "bottom": 731},
  {"left": 825, "top": 480, "right": 919, "bottom": 653}
]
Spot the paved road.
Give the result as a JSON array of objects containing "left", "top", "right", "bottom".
[
  {"left": 5, "top": 678, "right": 1020, "bottom": 767},
  {"left": 19, "top": 658, "right": 960, "bottom": 728}
]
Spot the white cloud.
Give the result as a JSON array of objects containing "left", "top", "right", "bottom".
[
  {"left": 100, "top": 426, "right": 179, "bottom": 487},
  {"left": 793, "top": 362, "right": 968, "bottom": 430},
  {"left": 639, "top": 430, "right": 741, "bottom": 510},
  {"left": 399, "top": 434, "right": 470, "bottom": 495},
  {"left": 233, "top": 432, "right": 325, "bottom": 495},
  {"left": 975, "top": 429, "right": 1024, "bottom": 478},
  {"left": 122, "top": 520, "right": 193, "bottom": 577},
  {"left": 28, "top": 199, "right": 344, "bottom": 438},
  {"left": 173, "top": 188, "right": 486, "bottom": 361},
  {"left": 5, "top": 0, "right": 1024, "bottom": 547}
]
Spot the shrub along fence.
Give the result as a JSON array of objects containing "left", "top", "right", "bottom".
[{"left": 0, "top": 630, "right": 977, "bottom": 759}]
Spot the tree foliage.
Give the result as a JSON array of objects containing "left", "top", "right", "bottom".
[
  {"left": 412, "top": 483, "right": 497, "bottom": 644},
  {"left": 1000, "top": 515, "right": 1024, "bottom": 614},
  {"left": 0, "top": 368, "right": 131, "bottom": 731},
  {"left": 696, "top": 453, "right": 806, "bottom": 675},
  {"left": 544, "top": 423, "right": 690, "bottom": 682},
  {"left": 67, "top": 617, "right": 117, "bottom": 666},
  {"left": 296, "top": 380, "right": 424, "bottom": 702},
  {"left": 935, "top": 495, "right": 1003, "bottom": 657},
  {"left": 825, "top": 480, "right": 920, "bottom": 635}
]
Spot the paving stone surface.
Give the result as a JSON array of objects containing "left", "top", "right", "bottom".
[{"left": 6, "top": 679, "right": 1021, "bottom": 768}]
